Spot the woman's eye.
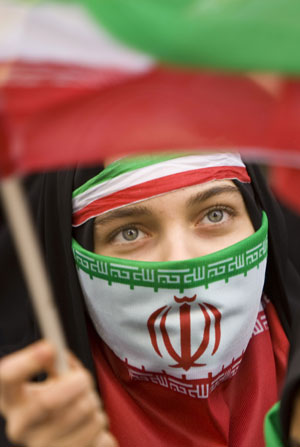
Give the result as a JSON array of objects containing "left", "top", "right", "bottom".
[
  {"left": 112, "top": 227, "right": 146, "bottom": 243},
  {"left": 202, "top": 207, "right": 233, "bottom": 225},
  {"left": 207, "top": 209, "right": 224, "bottom": 223},
  {"left": 121, "top": 228, "right": 139, "bottom": 241}
]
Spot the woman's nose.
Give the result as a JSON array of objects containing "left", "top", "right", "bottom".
[{"left": 158, "top": 228, "right": 200, "bottom": 262}]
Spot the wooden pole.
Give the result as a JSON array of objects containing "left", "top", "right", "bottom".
[{"left": 0, "top": 175, "right": 68, "bottom": 374}]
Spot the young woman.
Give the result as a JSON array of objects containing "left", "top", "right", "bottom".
[{"left": 0, "top": 152, "right": 300, "bottom": 446}]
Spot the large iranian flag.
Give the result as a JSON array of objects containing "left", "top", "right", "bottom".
[{"left": 1, "top": 0, "right": 300, "bottom": 178}]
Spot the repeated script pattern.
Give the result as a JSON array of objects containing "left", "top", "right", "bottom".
[{"left": 73, "top": 236, "right": 268, "bottom": 292}]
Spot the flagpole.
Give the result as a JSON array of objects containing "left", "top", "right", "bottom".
[{"left": 0, "top": 175, "right": 68, "bottom": 374}]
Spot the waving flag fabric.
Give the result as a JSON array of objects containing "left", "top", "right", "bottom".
[
  {"left": 0, "top": 0, "right": 300, "bottom": 179},
  {"left": 1, "top": 64, "right": 285, "bottom": 177},
  {"left": 0, "top": 0, "right": 154, "bottom": 176}
]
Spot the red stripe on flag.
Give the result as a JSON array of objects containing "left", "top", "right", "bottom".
[
  {"left": 2, "top": 68, "right": 288, "bottom": 178},
  {"left": 72, "top": 166, "right": 250, "bottom": 226}
]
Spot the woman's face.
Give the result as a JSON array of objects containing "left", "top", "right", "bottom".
[{"left": 94, "top": 179, "right": 254, "bottom": 261}]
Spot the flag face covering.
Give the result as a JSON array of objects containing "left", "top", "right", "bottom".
[{"left": 73, "top": 212, "right": 268, "bottom": 396}]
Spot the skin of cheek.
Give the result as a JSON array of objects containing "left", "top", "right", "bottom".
[
  {"left": 157, "top": 217, "right": 254, "bottom": 261},
  {"left": 199, "top": 215, "right": 254, "bottom": 254}
]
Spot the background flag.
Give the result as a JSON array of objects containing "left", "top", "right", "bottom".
[
  {"left": 1, "top": 0, "right": 300, "bottom": 178},
  {"left": 0, "top": 0, "right": 154, "bottom": 175}
]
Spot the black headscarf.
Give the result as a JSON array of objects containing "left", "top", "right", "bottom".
[{"left": 0, "top": 162, "right": 299, "bottom": 446}]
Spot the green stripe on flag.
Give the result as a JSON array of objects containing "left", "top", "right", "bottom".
[
  {"left": 79, "top": 0, "right": 300, "bottom": 74},
  {"left": 264, "top": 402, "right": 283, "bottom": 447}
]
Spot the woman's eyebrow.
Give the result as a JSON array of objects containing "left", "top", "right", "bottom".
[
  {"left": 186, "top": 185, "right": 240, "bottom": 208},
  {"left": 94, "top": 205, "right": 152, "bottom": 226}
]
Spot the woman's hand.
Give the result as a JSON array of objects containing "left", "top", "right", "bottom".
[
  {"left": 290, "top": 392, "right": 300, "bottom": 447},
  {"left": 0, "top": 340, "right": 118, "bottom": 447}
]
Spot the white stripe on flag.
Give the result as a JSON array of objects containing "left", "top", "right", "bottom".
[{"left": 0, "top": 1, "right": 154, "bottom": 70}]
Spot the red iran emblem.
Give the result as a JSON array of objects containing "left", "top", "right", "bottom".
[{"left": 147, "top": 295, "right": 221, "bottom": 371}]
